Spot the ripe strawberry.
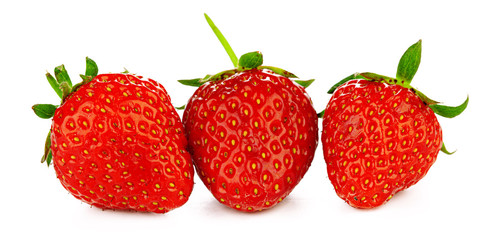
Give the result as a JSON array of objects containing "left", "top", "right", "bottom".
[
  {"left": 321, "top": 40, "right": 468, "bottom": 209},
  {"left": 32, "top": 58, "right": 194, "bottom": 213},
  {"left": 179, "top": 14, "right": 318, "bottom": 212}
]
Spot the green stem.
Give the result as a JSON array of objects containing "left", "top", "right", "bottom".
[{"left": 204, "top": 13, "right": 238, "bottom": 68}]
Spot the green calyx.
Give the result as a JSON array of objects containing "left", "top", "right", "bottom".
[
  {"left": 178, "top": 14, "right": 313, "bottom": 89},
  {"left": 33, "top": 57, "right": 99, "bottom": 166},
  {"left": 325, "top": 40, "right": 469, "bottom": 155}
]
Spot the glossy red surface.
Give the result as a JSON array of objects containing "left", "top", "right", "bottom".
[
  {"left": 51, "top": 74, "right": 194, "bottom": 213},
  {"left": 183, "top": 69, "right": 318, "bottom": 212},
  {"left": 322, "top": 79, "right": 442, "bottom": 208}
]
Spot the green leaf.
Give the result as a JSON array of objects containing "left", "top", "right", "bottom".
[
  {"left": 32, "top": 104, "right": 57, "bottom": 119},
  {"left": 413, "top": 89, "right": 440, "bottom": 105},
  {"left": 85, "top": 57, "right": 98, "bottom": 78},
  {"left": 396, "top": 40, "right": 422, "bottom": 84},
  {"left": 260, "top": 66, "right": 298, "bottom": 78},
  {"left": 238, "top": 51, "right": 263, "bottom": 69},
  {"left": 60, "top": 81, "right": 72, "bottom": 100},
  {"left": 54, "top": 64, "right": 73, "bottom": 88},
  {"left": 46, "top": 150, "right": 53, "bottom": 166},
  {"left": 46, "top": 72, "right": 63, "bottom": 99},
  {"left": 175, "top": 105, "right": 186, "bottom": 110},
  {"left": 317, "top": 110, "right": 325, "bottom": 118},
  {"left": 440, "top": 142, "right": 456, "bottom": 155},
  {"left": 327, "top": 73, "right": 364, "bottom": 94},
  {"left": 178, "top": 78, "right": 204, "bottom": 87},
  {"left": 429, "top": 95, "right": 469, "bottom": 118},
  {"left": 41, "top": 130, "right": 52, "bottom": 165},
  {"left": 359, "top": 72, "right": 398, "bottom": 85},
  {"left": 294, "top": 79, "right": 315, "bottom": 88},
  {"left": 204, "top": 13, "right": 238, "bottom": 68},
  {"left": 205, "top": 69, "right": 239, "bottom": 82}
]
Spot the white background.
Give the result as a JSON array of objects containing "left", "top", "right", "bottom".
[{"left": 1, "top": 0, "right": 496, "bottom": 239}]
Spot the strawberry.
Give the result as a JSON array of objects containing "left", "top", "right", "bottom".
[
  {"left": 32, "top": 58, "right": 194, "bottom": 213},
  {"left": 179, "top": 14, "right": 318, "bottom": 212},
  {"left": 321, "top": 40, "right": 468, "bottom": 209}
]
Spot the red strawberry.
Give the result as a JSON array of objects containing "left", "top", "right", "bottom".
[
  {"left": 179, "top": 14, "right": 318, "bottom": 212},
  {"left": 321, "top": 40, "right": 468, "bottom": 209},
  {"left": 33, "top": 58, "right": 194, "bottom": 213}
]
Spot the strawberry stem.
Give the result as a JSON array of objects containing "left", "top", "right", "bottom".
[{"left": 204, "top": 13, "right": 238, "bottom": 68}]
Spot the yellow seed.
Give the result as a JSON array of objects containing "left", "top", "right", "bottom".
[
  {"left": 254, "top": 188, "right": 258, "bottom": 195},
  {"left": 351, "top": 186, "right": 355, "bottom": 192},
  {"left": 251, "top": 163, "right": 257, "bottom": 170},
  {"left": 342, "top": 176, "right": 346, "bottom": 181},
  {"left": 275, "top": 163, "right": 279, "bottom": 169},
  {"left": 256, "top": 99, "right": 261, "bottom": 104},
  {"left": 365, "top": 179, "right": 369, "bottom": 185},
  {"left": 155, "top": 184, "right": 161, "bottom": 189},
  {"left": 247, "top": 146, "right": 252, "bottom": 152},
  {"left": 106, "top": 164, "right": 112, "bottom": 169},
  {"left": 262, "top": 153, "right": 266, "bottom": 158},
  {"left": 263, "top": 174, "right": 268, "bottom": 181},
  {"left": 244, "top": 109, "right": 249, "bottom": 115},
  {"left": 274, "top": 184, "right": 279, "bottom": 191}
]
